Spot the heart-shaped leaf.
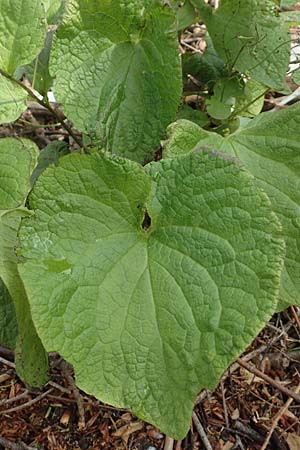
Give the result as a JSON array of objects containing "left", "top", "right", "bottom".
[
  {"left": 50, "top": 0, "right": 181, "bottom": 163},
  {"left": 19, "top": 151, "right": 283, "bottom": 437},
  {"left": 197, "top": 0, "right": 290, "bottom": 91}
]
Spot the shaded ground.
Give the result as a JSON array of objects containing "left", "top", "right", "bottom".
[{"left": 0, "top": 307, "right": 299, "bottom": 450}]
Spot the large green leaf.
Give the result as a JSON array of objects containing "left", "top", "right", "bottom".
[
  {"left": 50, "top": 0, "right": 182, "bottom": 163},
  {"left": 19, "top": 151, "right": 283, "bottom": 437},
  {"left": 198, "top": 0, "right": 290, "bottom": 91},
  {"left": 0, "top": 75, "right": 27, "bottom": 125},
  {"left": 0, "top": 138, "right": 48, "bottom": 386},
  {"left": 0, "top": 0, "right": 46, "bottom": 74},
  {"left": 164, "top": 104, "right": 300, "bottom": 310}
]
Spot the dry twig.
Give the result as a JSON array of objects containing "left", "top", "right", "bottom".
[
  {"left": 0, "top": 390, "right": 29, "bottom": 407},
  {"left": 237, "top": 358, "right": 300, "bottom": 403},
  {"left": 0, "top": 436, "right": 36, "bottom": 450},
  {"left": 164, "top": 436, "right": 174, "bottom": 450},
  {"left": 62, "top": 362, "right": 86, "bottom": 429},
  {"left": 290, "top": 305, "right": 300, "bottom": 329},
  {"left": 260, "top": 383, "right": 300, "bottom": 450},
  {"left": 0, "top": 356, "right": 15, "bottom": 369},
  {"left": 0, "top": 388, "right": 53, "bottom": 415},
  {"left": 192, "top": 411, "right": 213, "bottom": 450}
]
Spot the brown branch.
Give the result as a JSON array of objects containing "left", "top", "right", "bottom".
[
  {"left": 61, "top": 362, "right": 85, "bottom": 429},
  {"left": 290, "top": 305, "right": 300, "bottom": 330},
  {"left": 0, "top": 436, "right": 36, "bottom": 450},
  {"left": 0, "top": 356, "right": 15, "bottom": 369},
  {"left": 0, "top": 389, "right": 53, "bottom": 415},
  {"left": 192, "top": 411, "right": 213, "bottom": 450},
  {"left": 260, "top": 382, "right": 300, "bottom": 450},
  {"left": 0, "top": 68, "right": 84, "bottom": 149},
  {"left": 237, "top": 358, "right": 300, "bottom": 403},
  {"left": 0, "top": 390, "right": 29, "bottom": 407},
  {"left": 164, "top": 436, "right": 174, "bottom": 450}
]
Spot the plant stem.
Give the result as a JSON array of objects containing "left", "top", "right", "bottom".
[{"left": 0, "top": 68, "right": 84, "bottom": 149}]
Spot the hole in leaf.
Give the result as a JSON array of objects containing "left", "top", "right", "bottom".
[{"left": 142, "top": 210, "right": 151, "bottom": 231}]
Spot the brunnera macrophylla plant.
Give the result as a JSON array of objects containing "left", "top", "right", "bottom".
[{"left": 0, "top": 0, "right": 299, "bottom": 438}]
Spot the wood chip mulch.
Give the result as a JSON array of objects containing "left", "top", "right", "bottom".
[{"left": 0, "top": 307, "right": 299, "bottom": 450}]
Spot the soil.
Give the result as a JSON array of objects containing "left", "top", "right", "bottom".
[{"left": 0, "top": 307, "right": 299, "bottom": 450}]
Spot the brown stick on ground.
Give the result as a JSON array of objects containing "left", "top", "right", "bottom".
[
  {"left": 0, "top": 436, "right": 36, "bottom": 450},
  {"left": 192, "top": 411, "right": 213, "bottom": 450},
  {"left": 237, "top": 358, "right": 300, "bottom": 403},
  {"left": 260, "top": 383, "right": 300, "bottom": 450},
  {"left": 0, "top": 389, "right": 53, "bottom": 415},
  {"left": 164, "top": 436, "right": 174, "bottom": 450},
  {"left": 61, "top": 362, "right": 86, "bottom": 430}
]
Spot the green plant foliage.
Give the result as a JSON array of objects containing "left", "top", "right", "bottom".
[
  {"left": 0, "top": 0, "right": 299, "bottom": 439},
  {"left": 44, "top": 0, "right": 65, "bottom": 25},
  {"left": 0, "top": 75, "right": 27, "bottom": 125},
  {"left": 292, "top": 70, "right": 300, "bottom": 86},
  {"left": 22, "top": 29, "right": 55, "bottom": 97},
  {"left": 182, "top": 36, "right": 228, "bottom": 88},
  {"left": 19, "top": 151, "right": 284, "bottom": 438},
  {"left": 0, "top": 138, "right": 48, "bottom": 387},
  {"left": 31, "top": 141, "right": 70, "bottom": 185},
  {"left": 176, "top": 105, "right": 209, "bottom": 127},
  {"left": 234, "top": 79, "right": 266, "bottom": 117},
  {"left": 168, "top": 0, "right": 199, "bottom": 31},
  {"left": 50, "top": 0, "right": 182, "bottom": 163},
  {"left": 164, "top": 104, "right": 300, "bottom": 310},
  {"left": 0, "top": 0, "right": 46, "bottom": 75},
  {"left": 0, "top": 278, "right": 17, "bottom": 349},
  {"left": 206, "top": 76, "right": 244, "bottom": 120},
  {"left": 198, "top": 0, "right": 290, "bottom": 91},
  {"left": 280, "top": 11, "right": 300, "bottom": 24}
]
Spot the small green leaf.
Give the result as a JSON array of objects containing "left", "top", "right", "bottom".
[
  {"left": 0, "top": 75, "right": 27, "bottom": 125},
  {"left": 50, "top": 0, "right": 182, "bottom": 163},
  {"left": 168, "top": 1, "right": 199, "bottom": 31},
  {"left": 206, "top": 77, "right": 244, "bottom": 120},
  {"left": 202, "top": 0, "right": 290, "bottom": 91},
  {"left": 23, "top": 28, "right": 55, "bottom": 97},
  {"left": 0, "top": 0, "right": 46, "bottom": 74},
  {"left": 182, "top": 35, "right": 228, "bottom": 87},
  {"left": 176, "top": 105, "right": 209, "bottom": 128},
  {"left": 164, "top": 104, "right": 300, "bottom": 310},
  {"left": 19, "top": 151, "right": 283, "bottom": 438},
  {"left": 234, "top": 79, "right": 266, "bottom": 117},
  {"left": 0, "top": 138, "right": 48, "bottom": 386},
  {"left": 31, "top": 141, "right": 70, "bottom": 185}
]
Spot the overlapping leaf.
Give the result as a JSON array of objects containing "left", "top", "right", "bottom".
[
  {"left": 0, "top": 278, "right": 17, "bottom": 349},
  {"left": 0, "top": 0, "right": 46, "bottom": 74},
  {"left": 0, "top": 138, "right": 48, "bottom": 386},
  {"left": 50, "top": 0, "right": 182, "bottom": 163},
  {"left": 0, "top": 0, "right": 47, "bottom": 123},
  {"left": 19, "top": 151, "right": 283, "bottom": 437},
  {"left": 164, "top": 104, "right": 300, "bottom": 309},
  {"left": 0, "top": 75, "right": 27, "bottom": 125},
  {"left": 197, "top": 0, "right": 290, "bottom": 91}
]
